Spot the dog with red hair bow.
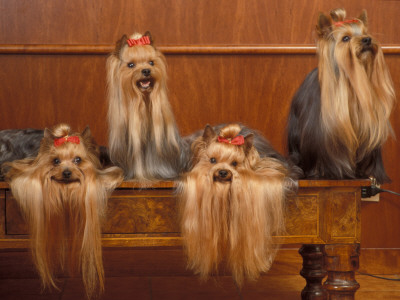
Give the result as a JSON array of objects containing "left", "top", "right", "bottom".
[
  {"left": 178, "top": 123, "right": 295, "bottom": 286},
  {"left": 107, "top": 31, "right": 187, "bottom": 181},
  {"left": 3, "top": 124, "right": 123, "bottom": 299}
]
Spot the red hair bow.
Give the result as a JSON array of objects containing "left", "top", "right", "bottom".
[
  {"left": 127, "top": 36, "right": 151, "bottom": 47},
  {"left": 54, "top": 136, "right": 80, "bottom": 147},
  {"left": 334, "top": 19, "right": 359, "bottom": 27},
  {"left": 217, "top": 135, "right": 245, "bottom": 145}
]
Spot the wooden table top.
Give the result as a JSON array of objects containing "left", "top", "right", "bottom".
[{"left": 0, "top": 179, "right": 371, "bottom": 190}]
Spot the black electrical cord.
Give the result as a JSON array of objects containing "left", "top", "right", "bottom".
[
  {"left": 361, "top": 185, "right": 400, "bottom": 198},
  {"left": 357, "top": 271, "right": 400, "bottom": 281},
  {"left": 378, "top": 188, "right": 400, "bottom": 197}
]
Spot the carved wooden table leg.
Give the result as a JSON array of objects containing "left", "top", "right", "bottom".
[
  {"left": 299, "top": 244, "right": 327, "bottom": 299},
  {"left": 323, "top": 244, "right": 360, "bottom": 299}
]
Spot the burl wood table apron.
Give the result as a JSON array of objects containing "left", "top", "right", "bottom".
[{"left": 0, "top": 179, "right": 366, "bottom": 299}]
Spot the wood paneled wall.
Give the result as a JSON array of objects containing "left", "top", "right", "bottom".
[{"left": 1, "top": 0, "right": 400, "bottom": 249}]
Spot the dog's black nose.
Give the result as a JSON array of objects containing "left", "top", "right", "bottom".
[
  {"left": 219, "top": 170, "right": 228, "bottom": 178},
  {"left": 142, "top": 69, "right": 151, "bottom": 77},
  {"left": 63, "top": 169, "right": 71, "bottom": 179},
  {"left": 213, "top": 169, "right": 233, "bottom": 182},
  {"left": 362, "top": 37, "right": 371, "bottom": 46}
]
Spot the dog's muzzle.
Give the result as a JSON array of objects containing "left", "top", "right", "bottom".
[
  {"left": 213, "top": 169, "right": 233, "bottom": 183},
  {"left": 359, "top": 36, "right": 375, "bottom": 54},
  {"left": 51, "top": 168, "right": 80, "bottom": 184},
  {"left": 362, "top": 37, "right": 371, "bottom": 47},
  {"left": 136, "top": 70, "right": 154, "bottom": 91}
]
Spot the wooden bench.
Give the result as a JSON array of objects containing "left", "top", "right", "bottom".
[{"left": 0, "top": 179, "right": 368, "bottom": 299}]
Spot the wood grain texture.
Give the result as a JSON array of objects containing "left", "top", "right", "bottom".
[
  {"left": 4, "top": 191, "right": 26, "bottom": 235},
  {"left": 0, "top": 54, "right": 109, "bottom": 145},
  {"left": 103, "top": 190, "right": 179, "bottom": 234},
  {"left": 1, "top": 1, "right": 400, "bottom": 44},
  {"left": 4, "top": 182, "right": 363, "bottom": 247},
  {"left": 0, "top": 179, "right": 371, "bottom": 189},
  {"left": 1, "top": 248, "right": 400, "bottom": 278},
  {"left": 329, "top": 192, "right": 360, "bottom": 241},
  {"left": 2, "top": 44, "right": 400, "bottom": 55},
  {"left": 285, "top": 194, "right": 319, "bottom": 236},
  {"left": 1, "top": 274, "right": 400, "bottom": 300}
]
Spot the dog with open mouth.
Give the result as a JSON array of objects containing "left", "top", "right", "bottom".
[
  {"left": 178, "top": 123, "right": 294, "bottom": 286},
  {"left": 287, "top": 8, "right": 395, "bottom": 184},
  {"left": 107, "top": 31, "right": 187, "bottom": 181},
  {"left": 2, "top": 123, "right": 123, "bottom": 299}
]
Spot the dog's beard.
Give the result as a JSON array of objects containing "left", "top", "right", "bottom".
[
  {"left": 179, "top": 171, "right": 230, "bottom": 279},
  {"left": 179, "top": 161, "right": 285, "bottom": 286},
  {"left": 40, "top": 171, "right": 106, "bottom": 298},
  {"left": 7, "top": 163, "right": 121, "bottom": 299}
]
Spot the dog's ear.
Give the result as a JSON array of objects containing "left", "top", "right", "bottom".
[
  {"left": 316, "top": 13, "right": 332, "bottom": 38},
  {"left": 243, "top": 133, "right": 254, "bottom": 155},
  {"left": 202, "top": 124, "right": 216, "bottom": 144},
  {"left": 81, "top": 126, "right": 92, "bottom": 139},
  {"left": 358, "top": 10, "right": 368, "bottom": 27},
  {"left": 143, "top": 31, "right": 154, "bottom": 45},
  {"left": 80, "top": 126, "right": 101, "bottom": 156},
  {"left": 43, "top": 128, "right": 54, "bottom": 140},
  {"left": 113, "top": 34, "right": 128, "bottom": 58}
]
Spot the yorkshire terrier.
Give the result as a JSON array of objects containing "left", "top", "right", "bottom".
[
  {"left": 288, "top": 8, "right": 395, "bottom": 184},
  {"left": 2, "top": 124, "right": 124, "bottom": 299},
  {"left": 107, "top": 31, "right": 187, "bottom": 181},
  {"left": 178, "top": 124, "right": 295, "bottom": 286},
  {"left": 0, "top": 129, "right": 112, "bottom": 180}
]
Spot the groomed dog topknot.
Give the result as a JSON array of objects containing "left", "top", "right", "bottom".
[{"left": 51, "top": 123, "right": 71, "bottom": 137}]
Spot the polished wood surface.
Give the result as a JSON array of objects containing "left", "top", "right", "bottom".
[
  {"left": 324, "top": 244, "right": 361, "bottom": 299},
  {"left": 1, "top": 179, "right": 366, "bottom": 246},
  {"left": 1, "top": 274, "right": 400, "bottom": 300},
  {"left": 1, "top": 1, "right": 400, "bottom": 45},
  {"left": 1, "top": 44, "right": 400, "bottom": 55},
  {"left": 1, "top": 247, "right": 400, "bottom": 279},
  {"left": 299, "top": 245, "right": 327, "bottom": 299}
]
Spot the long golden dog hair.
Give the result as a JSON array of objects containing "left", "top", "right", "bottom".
[
  {"left": 318, "top": 8, "right": 394, "bottom": 158},
  {"left": 288, "top": 8, "right": 395, "bottom": 183},
  {"left": 178, "top": 124, "right": 290, "bottom": 286},
  {"left": 107, "top": 31, "right": 185, "bottom": 181},
  {"left": 3, "top": 124, "right": 123, "bottom": 299}
]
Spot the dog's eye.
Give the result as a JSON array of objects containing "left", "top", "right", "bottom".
[
  {"left": 73, "top": 157, "right": 81, "bottom": 165},
  {"left": 210, "top": 157, "right": 217, "bottom": 164},
  {"left": 231, "top": 161, "right": 238, "bottom": 167},
  {"left": 149, "top": 61, "right": 154, "bottom": 66},
  {"left": 127, "top": 62, "right": 135, "bottom": 68},
  {"left": 53, "top": 158, "right": 61, "bottom": 165},
  {"left": 342, "top": 36, "right": 350, "bottom": 42}
]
